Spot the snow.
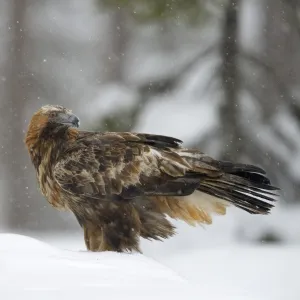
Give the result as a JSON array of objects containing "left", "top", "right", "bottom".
[
  {"left": 136, "top": 98, "right": 218, "bottom": 144},
  {"left": 0, "top": 234, "right": 192, "bottom": 300},
  {"left": 164, "top": 246, "right": 300, "bottom": 300},
  {"left": 1, "top": 234, "right": 299, "bottom": 300}
]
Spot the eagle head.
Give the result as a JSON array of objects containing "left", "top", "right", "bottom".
[
  {"left": 25, "top": 104, "right": 80, "bottom": 152},
  {"left": 34, "top": 105, "right": 80, "bottom": 128}
]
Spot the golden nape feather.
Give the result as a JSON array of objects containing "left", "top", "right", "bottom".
[{"left": 25, "top": 105, "right": 279, "bottom": 253}]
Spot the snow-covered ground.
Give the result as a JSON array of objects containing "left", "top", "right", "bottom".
[
  {"left": 0, "top": 234, "right": 193, "bottom": 300},
  {"left": 164, "top": 246, "right": 300, "bottom": 300},
  {"left": 0, "top": 233, "right": 299, "bottom": 300}
]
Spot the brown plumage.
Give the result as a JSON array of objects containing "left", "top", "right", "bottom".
[{"left": 25, "top": 105, "right": 279, "bottom": 252}]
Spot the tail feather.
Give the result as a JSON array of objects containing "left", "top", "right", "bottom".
[
  {"left": 205, "top": 179, "right": 277, "bottom": 203},
  {"left": 211, "top": 178, "right": 278, "bottom": 199},
  {"left": 201, "top": 183, "right": 273, "bottom": 213},
  {"left": 175, "top": 149, "right": 279, "bottom": 215},
  {"left": 197, "top": 170, "right": 279, "bottom": 215}
]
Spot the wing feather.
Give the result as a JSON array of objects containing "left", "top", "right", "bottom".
[
  {"left": 53, "top": 131, "right": 278, "bottom": 226},
  {"left": 53, "top": 132, "right": 195, "bottom": 200}
]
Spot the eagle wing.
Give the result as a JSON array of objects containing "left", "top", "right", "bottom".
[
  {"left": 53, "top": 131, "right": 215, "bottom": 198},
  {"left": 53, "top": 131, "right": 278, "bottom": 226}
]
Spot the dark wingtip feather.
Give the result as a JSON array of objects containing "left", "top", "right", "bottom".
[
  {"left": 217, "top": 160, "right": 280, "bottom": 191},
  {"left": 232, "top": 171, "right": 274, "bottom": 187},
  {"left": 136, "top": 133, "right": 183, "bottom": 148},
  {"left": 217, "top": 161, "right": 267, "bottom": 175}
]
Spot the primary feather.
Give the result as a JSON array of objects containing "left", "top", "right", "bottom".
[{"left": 25, "top": 105, "right": 279, "bottom": 252}]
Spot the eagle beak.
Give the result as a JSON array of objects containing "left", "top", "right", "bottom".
[
  {"left": 68, "top": 113, "right": 80, "bottom": 128},
  {"left": 56, "top": 112, "right": 80, "bottom": 128}
]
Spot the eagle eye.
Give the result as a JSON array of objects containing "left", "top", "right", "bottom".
[{"left": 49, "top": 111, "right": 57, "bottom": 118}]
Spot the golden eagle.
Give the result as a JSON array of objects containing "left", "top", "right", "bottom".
[{"left": 25, "top": 105, "right": 279, "bottom": 252}]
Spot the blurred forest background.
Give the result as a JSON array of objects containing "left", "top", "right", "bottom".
[{"left": 0, "top": 0, "right": 300, "bottom": 252}]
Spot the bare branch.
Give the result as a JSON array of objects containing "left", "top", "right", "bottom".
[
  {"left": 127, "top": 44, "right": 219, "bottom": 130},
  {"left": 138, "top": 44, "right": 218, "bottom": 96},
  {"left": 241, "top": 51, "right": 300, "bottom": 109}
]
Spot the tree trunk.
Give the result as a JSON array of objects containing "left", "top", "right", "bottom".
[
  {"left": 0, "top": 0, "right": 76, "bottom": 232},
  {"left": 105, "top": 8, "right": 129, "bottom": 83},
  {"left": 0, "top": 0, "right": 31, "bottom": 230},
  {"left": 219, "top": 0, "right": 243, "bottom": 161}
]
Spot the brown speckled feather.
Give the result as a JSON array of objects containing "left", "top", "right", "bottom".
[{"left": 25, "top": 105, "right": 279, "bottom": 253}]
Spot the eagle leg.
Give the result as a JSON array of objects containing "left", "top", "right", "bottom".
[
  {"left": 83, "top": 224, "right": 103, "bottom": 251},
  {"left": 100, "top": 222, "right": 141, "bottom": 253},
  {"left": 81, "top": 203, "right": 143, "bottom": 253}
]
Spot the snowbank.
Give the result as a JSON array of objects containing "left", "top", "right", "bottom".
[
  {"left": 48, "top": 232, "right": 300, "bottom": 300},
  {"left": 0, "top": 234, "right": 191, "bottom": 300},
  {"left": 5, "top": 233, "right": 299, "bottom": 300}
]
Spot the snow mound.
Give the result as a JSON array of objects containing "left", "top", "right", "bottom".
[
  {"left": 0, "top": 234, "right": 269, "bottom": 300},
  {"left": 0, "top": 234, "right": 192, "bottom": 300}
]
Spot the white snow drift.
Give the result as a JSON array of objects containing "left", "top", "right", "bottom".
[{"left": 0, "top": 233, "right": 298, "bottom": 300}]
